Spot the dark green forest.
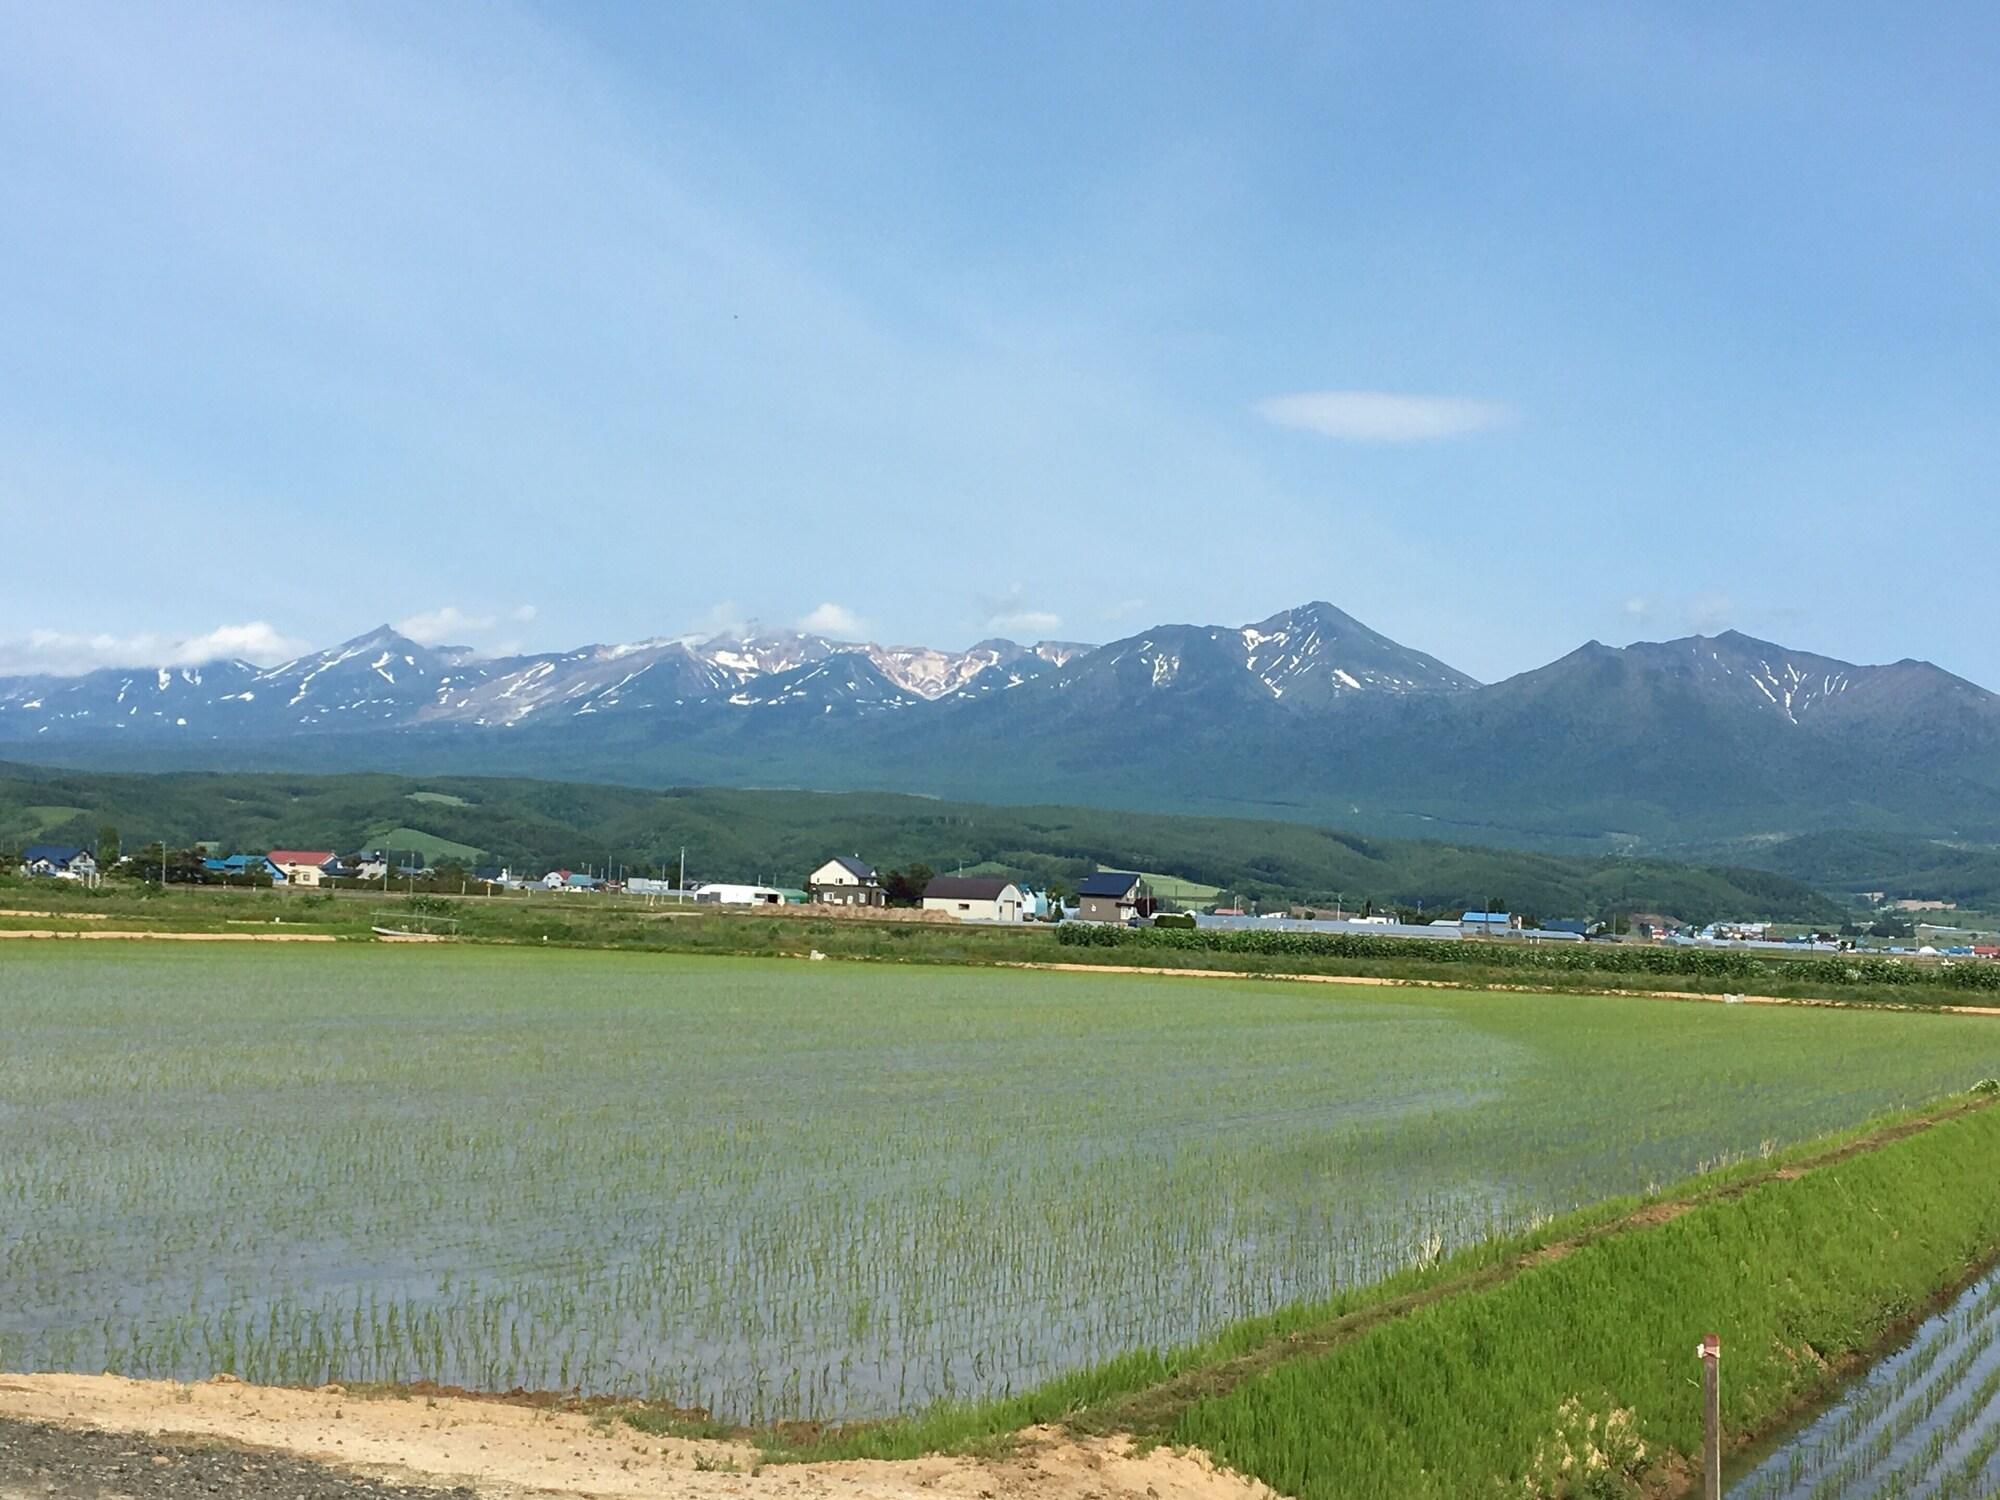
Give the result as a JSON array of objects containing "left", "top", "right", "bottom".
[{"left": 1, "top": 760, "right": 1852, "bottom": 923}]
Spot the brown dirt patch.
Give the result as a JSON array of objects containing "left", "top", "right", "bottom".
[
  {"left": 0, "top": 1376, "right": 1276, "bottom": 1500},
  {"left": 996, "top": 961, "right": 2000, "bottom": 1018},
  {"left": 0, "top": 929, "right": 338, "bottom": 943}
]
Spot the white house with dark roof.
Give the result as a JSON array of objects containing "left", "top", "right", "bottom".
[
  {"left": 807, "top": 855, "right": 886, "bottom": 907},
  {"left": 20, "top": 844, "right": 97, "bottom": 881}
]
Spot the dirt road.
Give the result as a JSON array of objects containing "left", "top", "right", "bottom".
[{"left": 0, "top": 1375, "right": 1273, "bottom": 1500}]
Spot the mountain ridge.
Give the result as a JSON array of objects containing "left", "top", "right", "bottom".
[{"left": 4, "top": 602, "right": 1996, "bottom": 851}]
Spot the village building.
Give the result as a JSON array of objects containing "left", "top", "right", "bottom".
[
  {"left": 1076, "top": 871, "right": 1147, "bottom": 925},
  {"left": 202, "top": 853, "right": 284, "bottom": 882},
  {"left": 266, "top": 850, "right": 340, "bottom": 888},
  {"left": 807, "top": 855, "right": 886, "bottom": 907},
  {"left": 20, "top": 844, "right": 97, "bottom": 880},
  {"left": 921, "top": 875, "right": 1026, "bottom": 923},
  {"left": 692, "top": 882, "right": 788, "bottom": 906}
]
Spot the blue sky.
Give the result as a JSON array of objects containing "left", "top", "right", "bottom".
[{"left": 2, "top": 2, "right": 1994, "bottom": 685}]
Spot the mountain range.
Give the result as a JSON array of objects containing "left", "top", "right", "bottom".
[{"left": 4, "top": 601, "right": 1997, "bottom": 851}]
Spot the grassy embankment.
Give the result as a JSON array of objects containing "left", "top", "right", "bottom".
[
  {"left": 765, "top": 1095, "right": 2000, "bottom": 1500},
  {"left": 4, "top": 877, "right": 1996, "bottom": 1010}
]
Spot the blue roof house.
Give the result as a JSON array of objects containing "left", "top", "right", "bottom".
[{"left": 21, "top": 844, "right": 96, "bottom": 879}]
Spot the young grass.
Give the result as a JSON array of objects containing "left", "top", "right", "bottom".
[
  {"left": 6, "top": 943, "right": 2000, "bottom": 1436},
  {"left": 1172, "top": 1099, "right": 2000, "bottom": 1499}
]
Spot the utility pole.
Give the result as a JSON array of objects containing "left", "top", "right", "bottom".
[
  {"left": 1697, "top": 1333, "right": 1721, "bottom": 1500},
  {"left": 678, "top": 845, "right": 686, "bottom": 902}
]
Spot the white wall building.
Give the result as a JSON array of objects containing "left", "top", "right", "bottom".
[{"left": 921, "top": 875, "right": 1026, "bottom": 923}]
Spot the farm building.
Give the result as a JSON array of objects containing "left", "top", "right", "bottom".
[
  {"left": 921, "top": 875, "right": 1026, "bottom": 924},
  {"left": 807, "top": 855, "right": 886, "bottom": 907},
  {"left": 693, "top": 882, "right": 788, "bottom": 906},
  {"left": 1459, "top": 910, "right": 1517, "bottom": 935},
  {"left": 1077, "top": 871, "right": 1147, "bottom": 925}
]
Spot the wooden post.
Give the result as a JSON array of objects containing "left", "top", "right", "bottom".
[{"left": 1698, "top": 1332, "right": 1722, "bottom": 1499}]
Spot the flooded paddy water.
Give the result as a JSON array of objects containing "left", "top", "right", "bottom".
[
  {"left": 1731, "top": 1268, "right": 2000, "bottom": 1500},
  {"left": 4, "top": 943, "right": 1999, "bottom": 1423}
]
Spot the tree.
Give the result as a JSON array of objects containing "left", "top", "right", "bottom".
[
  {"left": 97, "top": 824, "right": 121, "bottom": 867},
  {"left": 883, "top": 863, "right": 935, "bottom": 906}
]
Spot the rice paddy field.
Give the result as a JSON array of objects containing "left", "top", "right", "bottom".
[
  {"left": 1732, "top": 1267, "right": 2000, "bottom": 1500},
  {"left": 4, "top": 944, "right": 2000, "bottom": 1426}
]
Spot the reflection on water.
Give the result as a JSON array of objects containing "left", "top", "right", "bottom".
[{"left": 1730, "top": 1270, "right": 2000, "bottom": 1500}]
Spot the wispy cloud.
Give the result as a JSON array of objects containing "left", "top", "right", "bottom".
[
  {"left": 989, "top": 610, "right": 1063, "bottom": 636},
  {"left": 1688, "top": 592, "right": 1736, "bottom": 634},
  {"left": 797, "top": 602, "right": 866, "bottom": 638},
  {"left": 394, "top": 604, "right": 538, "bottom": 646},
  {"left": 975, "top": 585, "right": 1062, "bottom": 639},
  {"left": 0, "top": 621, "right": 307, "bottom": 676},
  {"left": 1255, "top": 391, "right": 1515, "bottom": 443}
]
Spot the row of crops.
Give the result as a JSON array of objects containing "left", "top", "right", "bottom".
[
  {"left": 1056, "top": 922, "right": 2000, "bottom": 993},
  {"left": 6, "top": 944, "right": 2000, "bottom": 1427},
  {"left": 1732, "top": 1270, "right": 2000, "bottom": 1499}
]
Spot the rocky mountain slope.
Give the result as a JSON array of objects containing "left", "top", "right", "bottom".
[{"left": 4, "top": 604, "right": 1996, "bottom": 849}]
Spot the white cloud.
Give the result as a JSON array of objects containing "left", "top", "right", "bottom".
[
  {"left": 974, "top": 584, "right": 1062, "bottom": 639},
  {"left": 394, "top": 606, "right": 490, "bottom": 644},
  {"left": 0, "top": 621, "right": 307, "bottom": 677},
  {"left": 1101, "top": 599, "right": 1147, "bottom": 623},
  {"left": 1255, "top": 391, "right": 1515, "bottom": 443},
  {"left": 798, "top": 602, "right": 866, "bottom": 638},
  {"left": 1688, "top": 593, "right": 1736, "bottom": 634},
  {"left": 1622, "top": 596, "right": 1653, "bottom": 620},
  {"left": 393, "top": 604, "right": 541, "bottom": 645},
  {"left": 168, "top": 622, "right": 307, "bottom": 665}
]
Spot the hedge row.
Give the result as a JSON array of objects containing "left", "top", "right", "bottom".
[{"left": 1054, "top": 922, "right": 2000, "bottom": 993}]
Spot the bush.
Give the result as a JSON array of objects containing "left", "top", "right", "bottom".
[{"left": 1052, "top": 923, "right": 2000, "bottom": 994}]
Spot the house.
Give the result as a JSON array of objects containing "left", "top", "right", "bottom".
[
  {"left": 692, "top": 882, "right": 787, "bottom": 906},
  {"left": 20, "top": 844, "right": 96, "bottom": 880},
  {"left": 1077, "top": 871, "right": 1147, "bottom": 925},
  {"left": 921, "top": 875, "right": 1026, "bottom": 923},
  {"left": 1459, "top": 910, "right": 1517, "bottom": 935},
  {"left": 266, "top": 850, "right": 340, "bottom": 888},
  {"left": 349, "top": 852, "right": 391, "bottom": 882},
  {"left": 203, "top": 853, "right": 283, "bottom": 883},
  {"left": 807, "top": 855, "right": 886, "bottom": 907}
]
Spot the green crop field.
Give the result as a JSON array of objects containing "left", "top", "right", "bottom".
[
  {"left": 3, "top": 944, "right": 1999, "bottom": 1428},
  {"left": 1127, "top": 867, "right": 1224, "bottom": 903},
  {"left": 364, "top": 825, "right": 485, "bottom": 864}
]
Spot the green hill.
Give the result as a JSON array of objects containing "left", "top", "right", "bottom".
[{"left": 0, "top": 761, "right": 1848, "bottom": 925}]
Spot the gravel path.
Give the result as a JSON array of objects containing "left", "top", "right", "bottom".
[{"left": 0, "top": 1417, "right": 474, "bottom": 1500}]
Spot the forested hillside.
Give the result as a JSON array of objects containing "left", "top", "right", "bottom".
[{"left": 1, "top": 761, "right": 1844, "bottom": 922}]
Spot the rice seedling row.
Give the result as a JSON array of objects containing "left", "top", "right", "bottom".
[{"left": 4, "top": 944, "right": 1997, "bottom": 1423}]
